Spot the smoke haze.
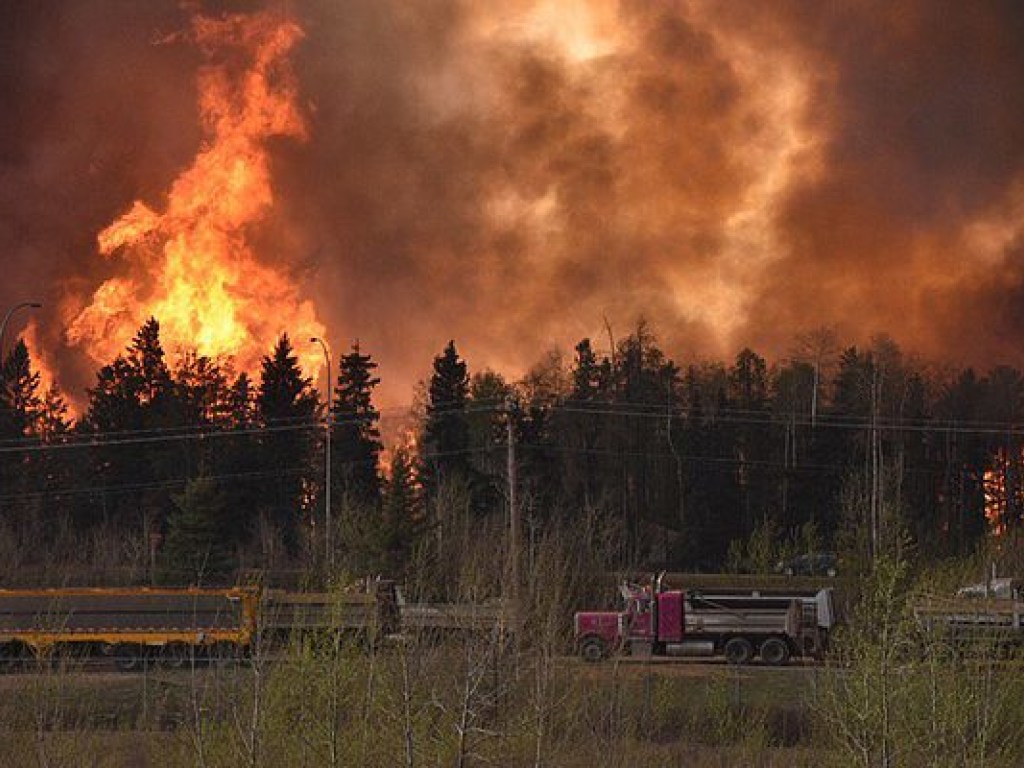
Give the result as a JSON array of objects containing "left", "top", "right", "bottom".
[{"left": 2, "top": 0, "right": 1024, "bottom": 405}]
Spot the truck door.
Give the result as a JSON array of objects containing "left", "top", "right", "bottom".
[{"left": 657, "top": 591, "right": 683, "bottom": 642}]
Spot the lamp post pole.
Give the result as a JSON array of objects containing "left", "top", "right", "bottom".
[
  {"left": 0, "top": 302, "right": 42, "bottom": 364},
  {"left": 311, "top": 337, "right": 333, "bottom": 571}
]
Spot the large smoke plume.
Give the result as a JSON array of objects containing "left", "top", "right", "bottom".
[{"left": 2, "top": 0, "right": 1023, "bottom": 405}]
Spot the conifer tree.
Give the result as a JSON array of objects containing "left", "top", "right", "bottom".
[
  {"left": 0, "top": 339, "right": 41, "bottom": 430},
  {"left": 160, "top": 475, "right": 233, "bottom": 584},
  {"left": 378, "top": 446, "right": 421, "bottom": 576},
  {"left": 332, "top": 342, "right": 383, "bottom": 508},
  {"left": 0, "top": 340, "right": 42, "bottom": 525},
  {"left": 421, "top": 340, "right": 471, "bottom": 498},
  {"left": 255, "top": 334, "right": 318, "bottom": 554},
  {"left": 83, "top": 318, "right": 177, "bottom": 535}
]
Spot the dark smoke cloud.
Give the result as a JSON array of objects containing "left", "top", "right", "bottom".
[{"left": 2, "top": 0, "right": 1024, "bottom": 407}]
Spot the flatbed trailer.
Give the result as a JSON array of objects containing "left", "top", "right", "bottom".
[{"left": 0, "top": 586, "right": 259, "bottom": 668}]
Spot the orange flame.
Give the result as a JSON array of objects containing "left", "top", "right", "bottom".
[
  {"left": 380, "top": 424, "right": 420, "bottom": 480},
  {"left": 983, "top": 447, "right": 1024, "bottom": 536},
  {"left": 21, "top": 319, "right": 56, "bottom": 396},
  {"left": 66, "top": 9, "right": 325, "bottom": 377}
]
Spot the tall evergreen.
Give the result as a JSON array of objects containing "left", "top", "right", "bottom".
[
  {"left": 160, "top": 475, "right": 234, "bottom": 584},
  {"left": 332, "top": 342, "right": 383, "bottom": 508},
  {"left": 421, "top": 341, "right": 471, "bottom": 498},
  {"left": 727, "top": 348, "right": 772, "bottom": 541},
  {"left": 553, "top": 339, "right": 612, "bottom": 509},
  {"left": 378, "top": 446, "right": 421, "bottom": 577},
  {"left": 217, "top": 372, "right": 261, "bottom": 541},
  {"left": 255, "top": 334, "right": 318, "bottom": 554},
  {"left": 0, "top": 340, "right": 41, "bottom": 437},
  {"left": 0, "top": 340, "right": 42, "bottom": 527},
  {"left": 83, "top": 318, "right": 177, "bottom": 535}
]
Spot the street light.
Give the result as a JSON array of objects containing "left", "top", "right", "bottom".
[
  {"left": 0, "top": 302, "right": 42, "bottom": 364},
  {"left": 310, "top": 337, "right": 333, "bottom": 571}
]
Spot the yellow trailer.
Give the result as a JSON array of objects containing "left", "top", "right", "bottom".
[{"left": 0, "top": 586, "right": 259, "bottom": 669}]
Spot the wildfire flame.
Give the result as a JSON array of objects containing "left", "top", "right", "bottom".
[
  {"left": 66, "top": 9, "right": 325, "bottom": 377},
  {"left": 983, "top": 447, "right": 1022, "bottom": 536}
]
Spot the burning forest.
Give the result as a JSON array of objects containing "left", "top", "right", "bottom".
[
  {"left": 0, "top": 0, "right": 1023, "bottom": 578},
  {"left": 6, "top": 4, "right": 1024, "bottom": 764}
]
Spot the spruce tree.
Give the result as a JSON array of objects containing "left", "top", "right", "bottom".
[
  {"left": 160, "top": 475, "right": 233, "bottom": 584},
  {"left": 378, "top": 446, "right": 421, "bottom": 576},
  {"left": 332, "top": 342, "right": 383, "bottom": 508},
  {"left": 421, "top": 340, "right": 471, "bottom": 499},
  {"left": 0, "top": 340, "right": 42, "bottom": 527},
  {"left": 83, "top": 318, "right": 177, "bottom": 535},
  {"left": 217, "top": 372, "right": 261, "bottom": 540},
  {"left": 255, "top": 334, "right": 318, "bottom": 554}
]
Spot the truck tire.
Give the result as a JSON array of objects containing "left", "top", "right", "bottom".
[
  {"left": 723, "top": 637, "right": 754, "bottom": 665},
  {"left": 760, "top": 637, "right": 791, "bottom": 665},
  {"left": 580, "top": 636, "right": 607, "bottom": 663}
]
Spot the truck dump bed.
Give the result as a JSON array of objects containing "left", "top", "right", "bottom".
[
  {"left": 0, "top": 587, "right": 256, "bottom": 652},
  {"left": 685, "top": 594, "right": 801, "bottom": 636},
  {"left": 261, "top": 586, "right": 399, "bottom": 637}
]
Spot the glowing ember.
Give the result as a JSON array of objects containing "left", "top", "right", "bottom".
[{"left": 66, "top": 9, "right": 325, "bottom": 377}]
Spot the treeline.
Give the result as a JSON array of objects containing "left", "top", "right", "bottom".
[{"left": 0, "top": 319, "right": 1020, "bottom": 584}]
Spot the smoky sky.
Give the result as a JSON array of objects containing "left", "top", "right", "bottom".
[{"left": 2, "top": 0, "right": 1024, "bottom": 406}]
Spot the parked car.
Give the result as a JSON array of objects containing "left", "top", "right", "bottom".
[{"left": 775, "top": 552, "right": 837, "bottom": 577}]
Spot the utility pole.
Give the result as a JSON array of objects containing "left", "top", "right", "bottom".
[
  {"left": 506, "top": 395, "right": 519, "bottom": 629},
  {"left": 311, "top": 337, "right": 333, "bottom": 572}
]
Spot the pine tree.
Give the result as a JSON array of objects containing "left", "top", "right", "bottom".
[
  {"left": 0, "top": 339, "right": 40, "bottom": 435},
  {"left": 378, "top": 446, "right": 421, "bottom": 576},
  {"left": 217, "top": 371, "right": 261, "bottom": 540},
  {"left": 332, "top": 342, "right": 383, "bottom": 508},
  {"left": 728, "top": 348, "right": 772, "bottom": 542},
  {"left": 36, "top": 383, "right": 72, "bottom": 440},
  {"left": 83, "top": 318, "right": 178, "bottom": 535},
  {"left": 160, "top": 475, "right": 233, "bottom": 584},
  {"left": 0, "top": 340, "right": 42, "bottom": 526},
  {"left": 255, "top": 334, "right": 318, "bottom": 555},
  {"left": 421, "top": 340, "right": 471, "bottom": 498},
  {"left": 86, "top": 317, "right": 175, "bottom": 431}
]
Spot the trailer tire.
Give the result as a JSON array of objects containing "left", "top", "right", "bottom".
[
  {"left": 760, "top": 637, "right": 791, "bottom": 665},
  {"left": 113, "top": 644, "right": 144, "bottom": 672},
  {"left": 723, "top": 637, "right": 754, "bottom": 665},
  {"left": 159, "top": 642, "right": 191, "bottom": 669},
  {"left": 580, "top": 636, "right": 607, "bottom": 663}
]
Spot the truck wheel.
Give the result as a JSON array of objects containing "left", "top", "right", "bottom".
[
  {"left": 723, "top": 637, "right": 754, "bottom": 665},
  {"left": 580, "top": 636, "right": 607, "bottom": 663},
  {"left": 760, "top": 637, "right": 791, "bottom": 665}
]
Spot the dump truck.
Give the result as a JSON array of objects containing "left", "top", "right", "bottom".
[{"left": 574, "top": 574, "right": 836, "bottom": 664}]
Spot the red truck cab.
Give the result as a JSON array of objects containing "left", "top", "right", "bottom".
[{"left": 574, "top": 582, "right": 657, "bottom": 662}]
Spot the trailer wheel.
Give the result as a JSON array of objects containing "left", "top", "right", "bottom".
[
  {"left": 723, "top": 637, "right": 754, "bottom": 665},
  {"left": 159, "top": 643, "right": 191, "bottom": 669},
  {"left": 760, "top": 637, "right": 791, "bottom": 665},
  {"left": 580, "top": 636, "right": 607, "bottom": 663},
  {"left": 113, "top": 644, "right": 144, "bottom": 672}
]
